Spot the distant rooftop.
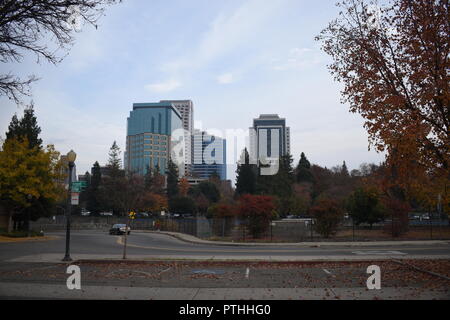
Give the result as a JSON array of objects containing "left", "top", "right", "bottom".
[
  {"left": 254, "top": 114, "right": 286, "bottom": 121},
  {"left": 259, "top": 114, "right": 280, "bottom": 119},
  {"left": 132, "top": 102, "right": 182, "bottom": 118}
]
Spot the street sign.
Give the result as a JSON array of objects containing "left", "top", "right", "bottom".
[
  {"left": 71, "top": 193, "right": 79, "bottom": 205},
  {"left": 71, "top": 181, "right": 87, "bottom": 193}
]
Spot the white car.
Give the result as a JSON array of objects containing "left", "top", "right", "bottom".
[{"left": 100, "top": 212, "right": 113, "bottom": 216}]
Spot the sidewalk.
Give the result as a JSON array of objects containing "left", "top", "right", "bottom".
[
  {"left": 7, "top": 253, "right": 450, "bottom": 263},
  {"left": 0, "top": 282, "right": 448, "bottom": 300},
  {"left": 140, "top": 230, "right": 450, "bottom": 247}
]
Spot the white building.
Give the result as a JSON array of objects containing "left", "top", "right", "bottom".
[{"left": 161, "top": 100, "right": 194, "bottom": 176}]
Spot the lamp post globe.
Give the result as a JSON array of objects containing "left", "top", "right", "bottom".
[{"left": 67, "top": 150, "right": 77, "bottom": 163}]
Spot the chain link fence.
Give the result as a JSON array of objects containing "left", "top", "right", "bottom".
[{"left": 31, "top": 215, "right": 450, "bottom": 242}]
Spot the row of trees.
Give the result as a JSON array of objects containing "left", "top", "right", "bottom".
[
  {"left": 79, "top": 142, "right": 234, "bottom": 217},
  {"left": 232, "top": 147, "right": 446, "bottom": 238}
]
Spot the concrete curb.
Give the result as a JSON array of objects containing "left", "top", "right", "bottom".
[
  {"left": 0, "top": 235, "right": 58, "bottom": 243},
  {"left": 135, "top": 230, "right": 450, "bottom": 247}
]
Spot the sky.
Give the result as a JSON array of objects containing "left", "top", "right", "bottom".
[{"left": 0, "top": 0, "right": 385, "bottom": 182}]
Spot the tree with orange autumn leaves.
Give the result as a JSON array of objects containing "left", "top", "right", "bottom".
[
  {"left": 237, "top": 194, "right": 276, "bottom": 238},
  {"left": 316, "top": 0, "right": 449, "bottom": 216}
]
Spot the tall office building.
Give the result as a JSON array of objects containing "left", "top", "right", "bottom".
[
  {"left": 249, "top": 114, "right": 291, "bottom": 164},
  {"left": 160, "top": 100, "right": 193, "bottom": 176},
  {"left": 125, "top": 102, "right": 183, "bottom": 176},
  {"left": 192, "top": 130, "right": 227, "bottom": 180}
]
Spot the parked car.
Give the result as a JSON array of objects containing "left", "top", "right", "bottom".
[
  {"left": 81, "top": 209, "right": 90, "bottom": 216},
  {"left": 100, "top": 212, "right": 113, "bottom": 216},
  {"left": 109, "top": 224, "right": 130, "bottom": 235}
]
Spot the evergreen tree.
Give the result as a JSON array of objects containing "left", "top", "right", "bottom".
[
  {"left": 106, "top": 141, "right": 124, "bottom": 179},
  {"left": 4, "top": 104, "right": 48, "bottom": 230},
  {"left": 296, "top": 152, "right": 314, "bottom": 183},
  {"left": 166, "top": 158, "right": 179, "bottom": 199},
  {"left": 144, "top": 165, "right": 153, "bottom": 190},
  {"left": 341, "top": 161, "right": 349, "bottom": 177},
  {"left": 235, "top": 148, "right": 257, "bottom": 196},
  {"left": 5, "top": 103, "right": 42, "bottom": 150},
  {"left": 257, "top": 154, "right": 295, "bottom": 197}
]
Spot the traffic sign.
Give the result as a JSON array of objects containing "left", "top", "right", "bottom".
[{"left": 71, "top": 193, "right": 79, "bottom": 205}]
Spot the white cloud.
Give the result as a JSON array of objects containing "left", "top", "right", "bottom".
[
  {"left": 159, "top": 0, "right": 289, "bottom": 78},
  {"left": 272, "top": 47, "right": 322, "bottom": 71},
  {"left": 145, "top": 79, "right": 182, "bottom": 93},
  {"left": 217, "top": 73, "right": 234, "bottom": 84}
]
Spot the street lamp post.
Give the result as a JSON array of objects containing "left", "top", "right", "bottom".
[{"left": 62, "top": 150, "right": 76, "bottom": 262}]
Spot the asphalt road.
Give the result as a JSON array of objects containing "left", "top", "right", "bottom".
[
  {"left": 0, "top": 230, "right": 449, "bottom": 262},
  {"left": 0, "top": 231, "right": 449, "bottom": 300}
]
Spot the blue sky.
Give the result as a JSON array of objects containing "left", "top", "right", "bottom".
[{"left": 0, "top": 0, "right": 385, "bottom": 181}]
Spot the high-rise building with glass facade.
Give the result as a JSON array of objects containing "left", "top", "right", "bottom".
[
  {"left": 125, "top": 102, "right": 183, "bottom": 176},
  {"left": 192, "top": 130, "right": 227, "bottom": 180},
  {"left": 249, "top": 114, "right": 291, "bottom": 163}
]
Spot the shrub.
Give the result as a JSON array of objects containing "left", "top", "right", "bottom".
[
  {"left": 346, "top": 187, "right": 385, "bottom": 228},
  {"left": 310, "top": 198, "right": 343, "bottom": 238},
  {"left": 382, "top": 197, "right": 410, "bottom": 237},
  {"left": 237, "top": 194, "right": 275, "bottom": 238}
]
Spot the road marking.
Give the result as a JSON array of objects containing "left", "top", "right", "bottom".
[
  {"left": 245, "top": 268, "right": 250, "bottom": 279},
  {"left": 352, "top": 250, "right": 407, "bottom": 255}
]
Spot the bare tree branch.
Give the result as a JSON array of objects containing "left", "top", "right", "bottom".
[{"left": 0, "top": 0, "right": 121, "bottom": 105}]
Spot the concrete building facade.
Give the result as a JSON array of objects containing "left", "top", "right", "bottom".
[
  {"left": 249, "top": 114, "right": 291, "bottom": 164},
  {"left": 161, "top": 100, "right": 193, "bottom": 176}
]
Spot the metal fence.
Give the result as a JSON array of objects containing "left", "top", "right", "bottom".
[{"left": 31, "top": 216, "right": 450, "bottom": 242}]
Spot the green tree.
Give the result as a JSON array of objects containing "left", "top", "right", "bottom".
[
  {"left": 296, "top": 152, "right": 314, "bottom": 183},
  {"left": 257, "top": 154, "right": 295, "bottom": 198},
  {"left": 341, "top": 161, "right": 349, "bottom": 177},
  {"left": 166, "top": 158, "right": 179, "bottom": 199},
  {"left": 235, "top": 148, "right": 257, "bottom": 196},
  {"left": 169, "top": 196, "right": 196, "bottom": 214},
  {"left": 5, "top": 104, "right": 42, "bottom": 149},
  {"left": 346, "top": 187, "right": 385, "bottom": 228},
  {"left": 189, "top": 181, "right": 221, "bottom": 204},
  {"left": 4, "top": 105, "right": 49, "bottom": 230},
  {"left": 107, "top": 141, "right": 123, "bottom": 177},
  {"left": 0, "top": 138, "right": 64, "bottom": 232}
]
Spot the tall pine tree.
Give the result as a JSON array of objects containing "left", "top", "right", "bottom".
[
  {"left": 296, "top": 152, "right": 314, "bottom": 183},
  {"left": 235, "top": 148, "right": 257, "bottom": 196},
  {"left": 166, "top": 158, "right": 179, "bottom": 199},
  {"left": 5, "top": 103, "right": 42, "bottom": 150}
]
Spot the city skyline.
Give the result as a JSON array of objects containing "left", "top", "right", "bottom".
[{"left": 0, "top": 0, "right": 385, "bottom": 182}]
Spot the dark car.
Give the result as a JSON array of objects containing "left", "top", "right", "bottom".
[{"left": 109, "top": 224, "right": 131, "bottom": 235}]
